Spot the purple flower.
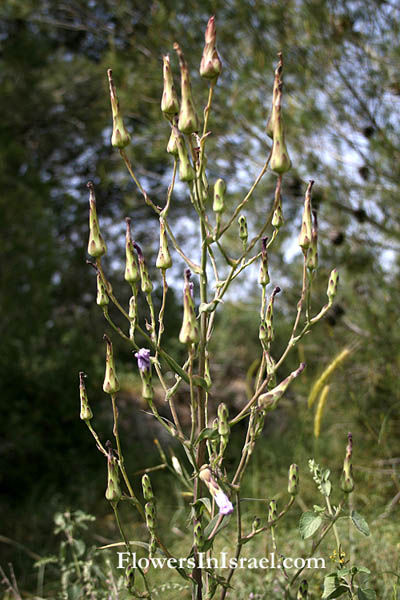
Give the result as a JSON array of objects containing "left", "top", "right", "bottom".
[
  {"left": 135, "top": 348, "right": 151, "bottom": 372},
  {"left": 214, "top": 490, "right": 234, "bottom": 515}
]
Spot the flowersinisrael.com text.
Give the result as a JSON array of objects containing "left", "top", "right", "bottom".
[{"left": 117, "top": 552, "right": 325, "bottom": 571}]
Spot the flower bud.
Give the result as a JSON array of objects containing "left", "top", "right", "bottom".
[
  {"left": 288, "top": 463, "right": 299, "bottom": 496},
  {"left": 258, "top": 237, "right": 270, "bottom": 286},
  {"left": 213, "top": 178, "right": 226, "bottom": 213},
  {"left": 79, "top": 372, "right": 93, "bottom": 420},
  {"left": 200, "top": 16, "right": 222, "bottom": 80},
  {"left": 340, "top": 432, "right": 354, "bottom": 493},
  {"left": 156, "top": 218, "right": 172, "bottom": 270},
  {"left": 268, "top": 499, "right": 277, "bottom": 523},
  {"left": 306, "top": 210, "right": 318, "bottom": 271},
  {"left": 96, "top": 273, "right": 109, "bottom": 307},
  {"left": 134, "top": 348, "right": 154, "bottom": 402},
  {"left": 161, "top": 55, "right": 179, "bottom": 117},
  {"left": 258, "top": 363, "right": 305, "bottom": 410},
  {"left": 272, "top": 181, "right": 284, "bottom": 229},
  {"left": 107, "top": 69, "right": 130, "bottom": 149},
  {"left": 297, "top": 580, "right": 308, "bottom": 599},
  {"left": 174, "top": 126, "right": 195, "bottom": 182},
  {"left": 142, "top": 474, "right": 154, "bottom": 502},
  {"left": 327, "top": 268, "right": 339, "bottom": 304},
  {"left": 270, "top": 81, "right": 291, "bottom": 174},
  {"left": 174, "top": 43, "right": 199, "bottom": 134},
  {"left": 194, "top": 521, "right": 204, "bottom": 550},
  {"left": 105, "top": 452, "right": 122, "bottom": 505},
  {"left": 264, "top": 286, "right": 280, "bottom": 343},
  {"left": 298, "top": 181, "right": 314, "bottom": 253},
  {"left": 103, "top": 335, "right": 120, "bottom": 395},
  {"left": 179, "top": 269, "right": 199, "bottom": 345},
  {"left": 87, "top": 182, "right": 107, "bottom": 258},
  {"left": 145, "top": 501, "right": 156, "bottom": 533},
  {"left": 133, "top": 242, "right": 153, "bottom": 294},
  {"left": 266, "top": 353, "right": 277, "bottom": 390},
  {"left": 238, "top": 215, "right": 248, "bottom": 248},
  {"left": 252, "top": 516, "right": 261, "bottom": 533},
  {"left": 167, "top": 126, "right": 179, "bottom": 156},
  {"left": 124, "top": 218, "right": 140, "bottom": 285},
  {"left": 266, "top": 53, "right": 283, "bottom": 139}
]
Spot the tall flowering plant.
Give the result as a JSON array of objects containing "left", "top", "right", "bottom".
[{"left": 79, "top": 17, "right": 361, "bottom": 600}]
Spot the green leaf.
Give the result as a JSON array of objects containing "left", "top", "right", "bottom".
[
  {"left": 351, "top": 511, "right": 370, "bottom": 536},
  {"left": 299, "top": 511, "right": 323, "bottom": 539},
  {"left": 203, "top": 513, "right": 232, "bottom": 540},
  {"left": 357, "top": 589, "right": 377, "bottom": 600},
  {"left": 356, "top": 566, "right": 371, "bottom": 575},
  {"left": 322, "top": 574, "right": 348, "bottom": 598},
  {"left": 196, "top": 427, "right": 219, "bottom": 444}
]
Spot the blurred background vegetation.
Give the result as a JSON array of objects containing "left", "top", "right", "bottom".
[{"left": 0, "top": 0, "right": 399, "bottom": 597}]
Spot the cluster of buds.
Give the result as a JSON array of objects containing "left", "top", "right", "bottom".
[
  {"left": 79, "top": 372, "right": 93, "bottom": 421},
  {"left": 135, "top": 348, "right": 153, "bottom": 402},
  {"left": 199, "top": 16, "right": 222, "bottom": 80},
  {"left": 179, "top": 269, "right": 199, "bottom": 345},
  {"left": 267, "top": 54, "right": 291, "bottom": 174},
  {"left": 87, "top": 182, "right": 107, "bottom": 258},
  {"left": 105, "top": 446, "right": 122, "bottom": 505},
  {"left": 288, "top": 463, "right": 299, "bottom": 496},
  {"left": 107, "top": 69, "right": 130, "bottom": 149},
  {"left": 258, "top": 363, "right": 305, "bottom": 411},
  {"left": 199, "top": 465, "right": 234, "bottom": 515},
  {"left": 340, "top": 432, "right": 354, "bottom": 493},
  {"left": 103, "top": 335, "right": 120, "bottom": 395}
]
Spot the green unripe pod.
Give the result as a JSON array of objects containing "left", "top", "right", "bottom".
[
  {"left": 213, "top": 178, "right": 226, "bottom": 213},
  {"left": 327, "top": 268, "right": 339, "bottom": 304},
  {"left": 217, "top": 403, "right": 229, "bottom": 437},
  {"left": 145, "top": 501, "right": 156, "bottom": 533}
]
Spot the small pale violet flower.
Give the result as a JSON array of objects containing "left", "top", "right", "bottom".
[
  {"left": 214, "top": 490, "right": 234, "bottom": 515},
  {"left": 134, "top": 348, "right": 151, "bottom": 372}
]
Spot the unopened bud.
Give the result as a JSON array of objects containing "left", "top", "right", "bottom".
[
  {"left": 327, "top": 268, "right": 339, "bottom": 304},
  {"left": 200, "top": 16, "right": 222, "bottom": 80},
  {"left": 288, "top": 463, "right": 299, "bottom": 496},
  {"left": 306, "top": 210, "right": 318, "bottom": 271},
  {"left": 145, "top": 501, "right": 156, "bottom": 533},
  {"left": 174, "top": 43, "right": 199, "bottom": 134},
  {"left": 213, "top": 178, "right": 226, "bottom": 213},
  {"left": 179, "top": 269, "right": 199, "bottom": 345},
  {"left": 266, "top": 53, "right": 283, "bottom": 139},
  {"left": 129, "top": 292, "right": 138, "bottom": 339},
  {"left": 272, "top": 180, "right": 284, "bottom": 228},
  {"left": 238, "top": 215, "right": 248, "bottom": 249},
  {"left": 149, "top": 536, "right": 157, "bottom": 559},
  {"left": 258, "top": 237, "right": 270, "bottom": 286},
  {"left": 161, "top": 55, "right": 179, "bottom": 117},
  {"left": 258, "top": 363, "right": 305, "bottom": 410},
  {"left": 167, "top": 127, "right": 179, "bottom": 156},
  {"left": 142, "top": 474, "right": 154, "bottom": 502},
  {"left": 174, "top": 126, "right": 195, "bottom": 182},
  {"left": 103, "top": 335, "right": 120, "bottom": 395},
  {"left": 298, "top": 181, "right": 314, "bottom": 252},
  {"left": 107, "top": 69, "right": 130, "bottom": 149},
  {"left": 340, "top": 432, "right": 354, "bottom": 493},
  {"left": 194, "top": 521, "right": 204, "bottom": 549},
  {"left": 156, "top": 218, "right": 172, "bottom": 270},
  {"left": 96, "top": 273, "right": 109, "bottom": 307},
  {"left": 217, "top": 403, "right": 229, "bottom": 438},
  {"left": 105, "top": 452, "right": 122, "bottom": 505},
  {"left": 270, "top": 78, "right": 291, "bottom": 174},
  {"left": 124, "top": 218, "right": 140, "bottom": 285},
  {"left": 268, "top": 499, "right": 277, "bottom": 523},
  {"left": 87, "top": 182, "right": 107, "bottom": 258},
  {"left": 264, "top": 286, "right": 281, "bottom": 343},
  {"left": 79, "top": 372, "right": 93, "bottom": 420},
  {"left": 297, "top": 580, "right": 308, "bottom": 599},
  {"left": 133, "top": 242, "right": 153, "bottom": 294}
]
